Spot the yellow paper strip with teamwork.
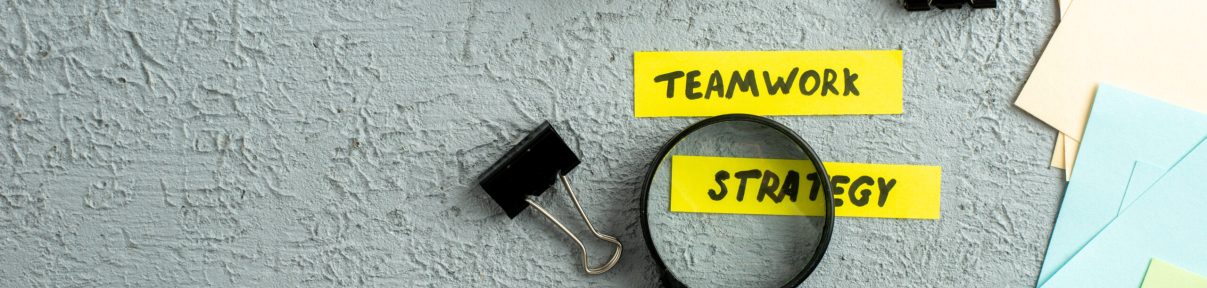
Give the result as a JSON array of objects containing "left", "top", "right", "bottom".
[
  {"left": 669, "top": 155, "right": 940, "bottom": 219},
  {"left": 634, "top": 51, "right": 903, "bottom": 117}
]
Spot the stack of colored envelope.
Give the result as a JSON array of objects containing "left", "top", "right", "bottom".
[
  {"left": 1016, "top": 0, "right": 1207, "bottom": 286},
  {"left": 1017, "top": 0, "right": 1207, "bottom": 180},
  {"left": 1034, "top": 85, "right": 1207, "bottom": 287}
]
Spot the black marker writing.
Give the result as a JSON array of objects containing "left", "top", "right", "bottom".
[
  {"left": 877, "top": 178, "right": 896, "bottom": 207},
  {"left": 685, "top": 70, "right": 703, "bottom": 99},
  {"left": 655, "top": 68, "right": 860, "bottom": 99},
  {"left": 727, "top": 70, "right": 758, "bottom": 98},
  {"left": 830, "top": 175, "right": 850, "bottom": 207},
  {"left": 654, "top": 71, "right": 684, "bottom": 98},
  {"left": 709, "top": 170, "right": 730, "bottom": 200},
  {"left": 849, "top": 176, "right": 875, "bottom": 207},
  {"left": 756, "top": 170, "right": 781, "bottom": 202},
  {"left": 708, "top": 169, "right": 897, "bottom": 208},
  {"left": 733, "top": 169, "right": 761, "bottom": 202},
  {"left": 764, "top": 68, "right": 798, "bottom": 95}
]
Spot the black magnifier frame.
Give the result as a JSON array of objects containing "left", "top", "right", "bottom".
[{"left": 638, "top": 114, "right": 835, "bottom": 288}]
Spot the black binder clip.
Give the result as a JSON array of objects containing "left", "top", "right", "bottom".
[
  {"left": 902, "top": 0, "right": 996, "bottom": 11},
  {"left": 477, "top": 121, "right": 622, "bottom": 275},
  {"left": 968, "top": 0, "right": 996, "bottom": 9}
]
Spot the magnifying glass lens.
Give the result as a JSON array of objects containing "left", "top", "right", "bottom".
[{"left": 644, "top": 117, "right": 832, "bottom": 287}]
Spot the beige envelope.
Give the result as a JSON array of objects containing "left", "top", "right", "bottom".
[
  {"left": 1063, "top": 136, "right": 1078, "bottom": 181},
  {"left": 1051, "top": 134, "right": 1065, "bottom": 169},
  {"left": 1049, "top": 0, "right": 1069, "bottom": 174},
  {"left": 1049, "top": 0, "right": 1071, "bottom": 175},
  {"left": 1050, "top": 134, "right": 1079, "bottom": 181},
  {"left": 1015, "top": 0, "right": 1207, "bottom": 143}
]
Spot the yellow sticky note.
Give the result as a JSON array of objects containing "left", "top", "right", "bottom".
[
  {"left": 1141, "top": 259, "right": 1207, "bottom": 288},
  {"left": 633, "top": 51, "right": 903, "bottom": 117},
  {"left": 669, "top": 155, "right": 940, "bottom": 219}
]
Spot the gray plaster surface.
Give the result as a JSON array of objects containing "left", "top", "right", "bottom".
[{"left": 0, "top": 0, "right": 1065, "bottom": 287}]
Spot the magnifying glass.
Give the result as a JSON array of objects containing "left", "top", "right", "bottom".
[{"left": 640, "top": 114, "right": 834, "bottom": 287}]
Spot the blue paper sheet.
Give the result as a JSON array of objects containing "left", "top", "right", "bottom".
[
  {"left": 1043, "top": 137, "right": 1207, "bottom": 287},
  {"left": 1118, "top": 162, "right": 1161, "bottom": 215},
  {"left": 1037, "top": 85, "right": 1207, "bottom": 285}
]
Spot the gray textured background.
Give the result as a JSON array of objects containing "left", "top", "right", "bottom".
[{"left": 0, "top": 0, "right": 1065, "bottom": 287}]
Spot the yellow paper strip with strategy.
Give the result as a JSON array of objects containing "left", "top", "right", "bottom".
[{"left": 669, "top": 155, "right": 940, "bottom": 219}]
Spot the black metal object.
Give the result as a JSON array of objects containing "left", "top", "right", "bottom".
[
  {"left": 902, "top": 0, "right": 997, "bottom": 11},
  {"left": 477, "top": 121, "right": 580, "bottom": 218},
  {"left": 903, "top": 0, "right": 931, "bottom": 11},
  {"left": 638, "top": 114, "right": 835, "bottom": 288},
  {"left": 969, "top": 0, "right": 997, "bottom": 8},
  {"left": 476, "top": 121, "right": 624, "bottom": 275},
  {"left": 933, "top": 0, "right": 965, "bottom": 9}
]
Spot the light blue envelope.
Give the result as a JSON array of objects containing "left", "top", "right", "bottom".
[
  {"left": 1042, "top": 137, "right": 1207, "bottom": 287},
  {"left": 1118, "top": 162, "right": 1161, "bottom": 215},
  {"left": 1037, "top": 85, "right": 1207, "bottom": 285}
]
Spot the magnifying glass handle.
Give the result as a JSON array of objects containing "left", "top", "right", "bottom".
[{"left": 524, "top": 174, "right": 623, "bottom": 275}]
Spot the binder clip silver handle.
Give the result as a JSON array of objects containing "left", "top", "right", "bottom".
[
  {"left": 525, "top": 174, "right": 622, "bottom": 275},
  {"left": 477, "top": 121, "right": 623, "bottom": 275}
]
